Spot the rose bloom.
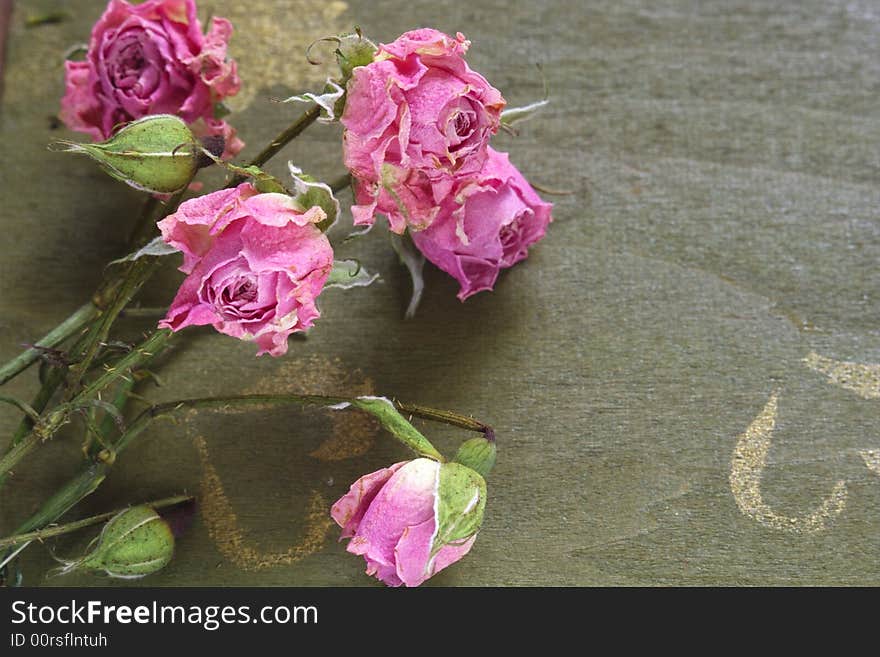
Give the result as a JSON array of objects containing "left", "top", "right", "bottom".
[
  {"left": 332, "top": 459, "right": 478, "bottom": 587},
  {"left": 60, "top": 0, "right": 242, "bottom": 156},
  {"left": 158, "top": 183, "right": 333, "bottom": 356},
  {"left": 410, "top": 147, "right": 553, "bottom": 300},
  {"left": 342, "top": 28, "right": 505, "bottom": 233}
]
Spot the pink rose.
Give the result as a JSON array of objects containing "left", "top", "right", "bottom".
[
  {"left": 332, "top": 458, "right": 484, "bottom": 587},
  {"left": 341, "top": 28, "right": 506, "bottom": 233},
  {"left": 60, "top": 0, "right": 242, "bottom": 156},
  {"left": 411, "top": 148, "right": 553, "bottom": 300},
  {"left": 158, "top": 183, "right": 333, "bottom": 356}
]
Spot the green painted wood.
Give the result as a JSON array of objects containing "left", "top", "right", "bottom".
[{"left": 1, "top": 0, "right": 878, "bottom": 586}]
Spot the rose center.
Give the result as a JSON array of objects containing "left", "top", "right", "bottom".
[
  {"left": 111, "top": 39, "right": 147, "bottom": 87},
  {"left": 221, "top": 277, "right": 258, "bottom": 305},
  {"left": 203, "top": 272, "right": 271, "bottom": 322},
  {"left": 499, "top": 220, "right": 521, "bottom": 252},
  {"left": 453, "top": 111, "right": 473, "bottom": 137}
]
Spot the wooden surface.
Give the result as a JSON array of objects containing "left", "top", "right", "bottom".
[{"left": 1, "top": 0, "right": 879, "bottom": 586}]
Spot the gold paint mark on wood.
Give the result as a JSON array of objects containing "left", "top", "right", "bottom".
[
  {"left": 240, "top": 356, "right": 378, "bottom": 461},
  {"left": 194, "top": 435, "right": 334, "bottom": 571},
  {"left": 803, "top": 352, "right": 880, "bottom": 399},
  {"left": 730, "top": 393, "right": 847, "bottom": 534},
  {"left": 860, "top": 449, "right": 880, "bottom": 477}
]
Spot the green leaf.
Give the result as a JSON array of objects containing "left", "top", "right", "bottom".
[
  {"left": 325, "top": 259, "right": 380, "bottom": 289},
  {"left": 501, "top": 99, "right": 549, "bottom": 129},
  {"left": 284, "top": 79, "right": 345, "bottom": 123},
  {"left": 107, "top": 236, "right": 179, "bottom": 267},
  {"left": 288, "top": 164, "right": 340, "bottom": 231}
]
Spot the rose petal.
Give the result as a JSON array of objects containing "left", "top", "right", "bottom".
[
  {"left": 331, "top": 462, "right": 407, "bottom": 538},
  {"left": 347, "top": 459, "right": 439, "bottom": 572}
]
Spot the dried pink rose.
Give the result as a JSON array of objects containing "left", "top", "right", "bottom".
[
  {"left": 158, "top": 183, "right": 333, "bottom": 356},
  {"left": 341, "top": 28, "right": 505, "bottom": 233},
  {"left": 332, "top": 458, "right": 485, "bottom": 587},
  {"left": 411, "top": 147, "right": 553, "bottom": 300},
  {"left": 60, "top": 0, "right": 242, "bottom": 157}
]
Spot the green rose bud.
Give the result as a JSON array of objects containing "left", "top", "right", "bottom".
[
  {"left": 335, "top": 31, "right": 378, "bottom": 80},
  {"left": 54, "top": 505, "right": 174, "bottom": 579},
  {"left": 53, "top": 114, "right": 200, "bottom": 194},
  {"left": 453, "top": 434, "right": 496, "bottom": 478}
]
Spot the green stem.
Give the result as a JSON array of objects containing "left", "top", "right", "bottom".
[
  {"left": 329, "top": 173, "right": 352, "bottom": 194},
  {"left": 14, "top": 464, "right": 108, "bottom": 537},
  {"left": 395, "top": 402, "right": 496, "bottom": 442},
  {"left": 126, "top": 195, "right": 161, "bottom": 248},
  {"left": 95, "top": 378, "right": 137, "bottom": 451},
  {"left": 64, "top": 254, "right": 163, "bottom": 397},
  {"left": 230, "top": 104, "right": 321, "bottom": 186},
  {"left": 63, "top": 181, "right": 188, "bottom": 397},
  {"left": 76, "top": 329, "right": 171, "bottom": 403},
  {"left": 0, "top": 330, "right": 172, "bottom": 481},
  {"left": 0, "top": 303, "right": 97, "bottom": 387},
  {"left": 4, "top": 293, "right": 121, "bottom": 458},
  {"left": 0, "top": 396, "right": 41, "bottom": 423},
  {"left": 0, "top": 494, "right": 192, "bottom": 550},
  {"left": 0, "top": 464, "right": 108, "bottom": 572},
  {"left": 118, "top": 306, "right": 168, "bottom": 319}
]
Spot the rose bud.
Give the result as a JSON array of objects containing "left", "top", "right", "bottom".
[
  {"left": 158, "top": 182, "right": 334, "bottom": 356},
  {"left": 410, "top": 147, "right": 553, "bottom": 300},
  {"left": 54, "top": 114, "right": 202, "bottom": 194},
  {"left": 453, "top": 434, "right": 496, "bottom": 478},
  {"left": 341, "top": 28, "right": 506, "bottom": 233},
  {"left": 334, "top": 32, "right": 378, "bottom": 80},
  {"left": 60, "top": 0, "right": 243, "bottom": 157},
  {"left": 54, "top": 505, "right": 174, "bottom": 579},
  {"left": 332, "top": 458, "right": 487, "bottom": 587}
]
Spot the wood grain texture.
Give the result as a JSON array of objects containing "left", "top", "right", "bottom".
[{"left": 0, "top": 0, "right": 878, "bottom": 586}]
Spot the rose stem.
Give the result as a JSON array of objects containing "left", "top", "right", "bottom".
[
  {"left": 5, "top": 394, "right": 493, "bottom": 564},
  {"left": 329, "top": 174, "right": 352, "bottom": 194},
  {"left": 393, "top": 401, "right": 496, "bottom": 443},
  {"left": 0, "top": 192, "right": 162, "bottom": 390},
  {"left": 0, "top": 303, "right": 97, "bottom": 387},
  {"left": 0, "top": 329, "right": 172, "bottom": 482},
  {"left": 118, "top": 307, "right": 170, "bottom": 319},
  {"left": 0, "top": 494, "right": 193, "bottom": 551},
  {"left": 63, "top": 174, "right": 191, "bottom": 397},
  {"left": 63, "top": 258, "right": 164, "bottom": 397},
  {"left": 229, "top": 104, "right": 321, "bottom": 186},
  {"left": 126, "top": 195, "right": 161, "bottom": 248}
]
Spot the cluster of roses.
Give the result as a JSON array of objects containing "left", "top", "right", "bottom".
[
  {"left": 341, "top": 29, "right": 553, "bottom": 300},
  {"left": 55, "top": 0, "right": 550, "bottom": 586}
]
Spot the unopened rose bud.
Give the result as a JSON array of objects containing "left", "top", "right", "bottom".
[
  {"left": 54, "top": 505, "right": 174, "bottom": 579},
  {"left": 332, "top": 458, "right": 487, "bottom": 586},
  {"left": 335, "top": 32, "right": 378, "bottom": 79},
  {"left": 453, "top": 434, "right": 496, "bottom": 477},
  {"left": 53, "top": 114, "right": 201, "bottom": 194}
]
